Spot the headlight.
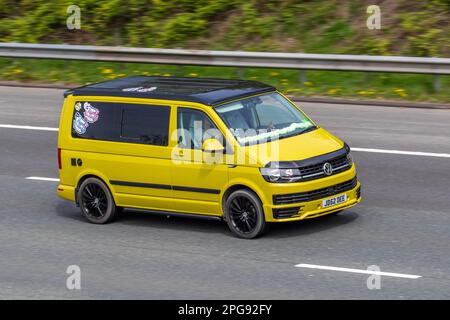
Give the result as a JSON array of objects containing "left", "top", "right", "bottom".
[
  {"left": 260, "top": 167, "right": 301, "bottom": 183},
  {"left": 344, "top": 142, "right": 353, "bottom": 166},
  {"left": 347, "top": 152, "right": 353, "bottom": 166}
]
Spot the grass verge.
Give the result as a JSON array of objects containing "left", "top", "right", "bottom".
[{"left": 0, "top": 58, "right": 448, "bottom": 103}]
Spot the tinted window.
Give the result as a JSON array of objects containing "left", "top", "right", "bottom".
[
  {"left": 72, "top": 101, "right": 121, "bottom": 141},
  {"left": 121, "top": 105, "right": 170, "bottom": 146},
  {"left": 72, "top": 101, "right": 170, "bottom": 146}
]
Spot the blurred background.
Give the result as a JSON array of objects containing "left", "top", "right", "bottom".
[{"left": 0, "top": 0, "right": 449, "bottom": 102}]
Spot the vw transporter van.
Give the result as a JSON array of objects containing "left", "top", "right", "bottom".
[{"left": 57, "top": 76, "right": 361, "bottom": 239}]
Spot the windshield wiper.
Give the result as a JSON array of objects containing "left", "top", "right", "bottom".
[
  {"left": 298, "top": 125, "right": 318, "bottom": 135},
  {"left": 277, "top": 125, "right": 318, "bottom": 141},
  {"left": 240, "top": 125, "right": 318, "bottom": 145}
]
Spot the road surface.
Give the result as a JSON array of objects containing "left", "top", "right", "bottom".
[{"left": 0, "top": 86, "right": 449, "bottom": 299}]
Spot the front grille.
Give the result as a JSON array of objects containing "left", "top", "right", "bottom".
[
  {"left": 298, "top": 154, "right": 351, "bottom": 181},
  {"left": 265, "top": 147, "right": 352, "bottom": 183},
  {"left": 273, "top": 206, "right": 303, "bottom": 219},
  {"left": 273, "top": 177, "right": 358, "bottom": 205}
]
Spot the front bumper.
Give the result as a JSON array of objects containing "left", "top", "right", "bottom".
[
  {"left": 262, "top": 165, "right": 361, "bottom": 222},
  {"left": 269, "top": 182, "right": 361, "bottom": 222}
]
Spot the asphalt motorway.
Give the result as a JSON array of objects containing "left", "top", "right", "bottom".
[{"left": 0, "top": 86, "right": 449, "bottom": 299}]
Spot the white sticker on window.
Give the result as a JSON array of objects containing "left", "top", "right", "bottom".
[
  {"left": 73, "top": 112, "right": 89, "bottom": 134},
  {"left": 83, "top": 102, "right": 100, "bottom": 123}
]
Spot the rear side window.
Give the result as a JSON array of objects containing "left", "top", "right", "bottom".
[
  {"left": 72, "top": 102, "right": 121, "bottom": 141},
  {"left": 72, "top": 101, "right": 170, "bottom": 146},
  {"left": 121, "top": 105, "right": 170, "bottom": 146}
]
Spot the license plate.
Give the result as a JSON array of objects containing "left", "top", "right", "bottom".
[{"left": 322, "top": 194, "right": 347, "bottom": 208}]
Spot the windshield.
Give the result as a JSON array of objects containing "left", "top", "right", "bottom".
[{"left": 214, "top": 92, "right": 316, "bottom": 146}]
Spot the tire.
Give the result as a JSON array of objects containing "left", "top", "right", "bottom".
[
  {"left": 224, "top": 189, "right": 266, "bottom": 239},
  {"left": 77, "top": 177, "right": 119, "bottom": 224}
]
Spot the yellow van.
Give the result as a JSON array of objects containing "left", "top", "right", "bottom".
[{"left": 57, "top": 76, "right": 361, "bottom": 238}]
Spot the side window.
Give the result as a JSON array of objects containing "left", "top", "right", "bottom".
[
  {"left": 72, "top": 101, "right": 170, "bottom": 146},
  {"left": 72, "top": 101, "right": 121, "bottom": 141},
  {"left": 121, "top": 105, "right": 170, "bottom": 146},
  {"left": 177, "top": 108, "right": 223, "bottom": 150}
]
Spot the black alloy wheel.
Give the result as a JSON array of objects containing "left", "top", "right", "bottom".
[
  {"left": 82, "top": 183, "right": 108, "bottom": 218},
  {"left": 225, "top": 189, "right": 266, "bottom": 239},
  {"left": 77, "top": 177, "right": 119, "bottom": 224}
]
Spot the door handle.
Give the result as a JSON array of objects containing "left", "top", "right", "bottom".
[{"left": 178, "top": 149, "right": 184, "bottom": 157}]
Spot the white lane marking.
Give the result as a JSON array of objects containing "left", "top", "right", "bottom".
[
  {"left": 26, "top": 177, "right": 60, "bottom": 182},
  {"left": 0, "top": 124, "right": 58, "bottom": 131},
  {"left": 352, "top": 147, "right": 450, "bottom": 158},
  {"left": 295, "top": 264, "right": 422, "bottom": 279}
]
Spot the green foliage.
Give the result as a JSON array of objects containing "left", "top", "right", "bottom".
[
  {"left": 0, "top": 0, "right": 448, "bottom": 57},
  {"left": 0, "top": 0, "right": 13, "bottom": 16},
  {"left": 306, "top": 20, "right": 354, "bottom": 52},
  {"left": 400, "top": 10, "right": 448, "bottom": 57},
  {"left": 1, "top": 0, "right": 448, "bottom": 103},
  {"left": 351, "top": 37, "right": 391, "bottom": 56},
  {"left": 159, "top": 13, "right": 207, "bottom": 45}
]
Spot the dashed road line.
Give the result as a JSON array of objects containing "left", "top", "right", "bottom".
[
  {"left": 352, "top": 147, "right": 450, "bottom": 158},
  {"left": 25, "top": 177, "right": 60, "bottom": 182},
  {"left": 0, "top": 124, "right": 58, "bottom": 131},
  {"left": 295, "top": 263, "right": 422, "bottom": 279}
]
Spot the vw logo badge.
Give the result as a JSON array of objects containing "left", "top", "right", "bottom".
[{"left": 323, "top": 162, "right": 333, "bottom": 176}]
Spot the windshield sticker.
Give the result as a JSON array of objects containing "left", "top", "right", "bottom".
[
  {"left": 73, "top": 112, "right": 89, "bottom": 134},
  {"left": 83, "top": 103, "right": 100, "bottom": 123},
  {"left": 236, "top": 122, "right": 313, "bottom": 144},
  {"left": 122, "top": 86, "right": 157, "bottom": 93},
  {"left": 75, "top": 102, "right": 82, "bottom": 111}
]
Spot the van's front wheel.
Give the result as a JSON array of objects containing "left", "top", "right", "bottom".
[
  {"left": 225, "top": 189, "right": 266, "bottom": 239},
  {"left": 77, "top": 177, "right": 118, "bottom": 224}
]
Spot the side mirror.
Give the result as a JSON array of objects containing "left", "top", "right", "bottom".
[{"left": 202, "top": 138, "right": 225, "bottom": 153}]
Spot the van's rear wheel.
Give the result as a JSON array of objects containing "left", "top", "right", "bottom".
[
  {"left": 225, "top": 189, "right": 266, "bottom": 239},
  {"left": 78, "top": 177, "right": 118, "bottom": 224}
]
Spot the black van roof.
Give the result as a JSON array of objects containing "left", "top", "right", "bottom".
[{"left": 64, "top": 76, "right": 276, "bottom": 106}]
